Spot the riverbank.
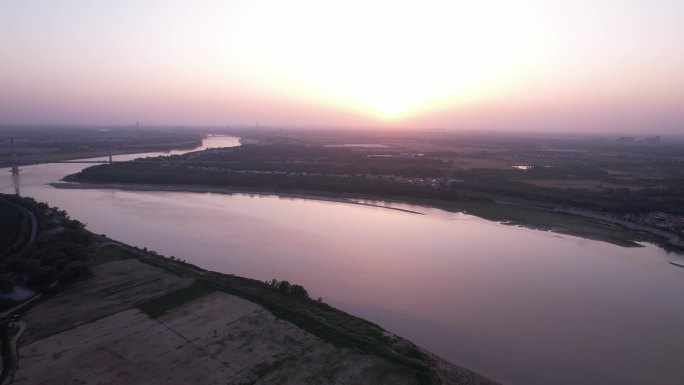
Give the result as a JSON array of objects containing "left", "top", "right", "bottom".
[
  {"left": 0, "top": 194, "right": 501, "bottom": 384},
  {"left": 50, "top": 182, "right": 428, "bottom": 215},
  {"left": 51, "top": 181, "right": 673, "bottom": 250},
  {"left": 10, "top": 237, "right": 500, "bottom": 385},
  {"left": 7, "top": 135, "right": 684, "bottom": 385}
]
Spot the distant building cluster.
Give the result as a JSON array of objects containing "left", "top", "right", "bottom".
[
  {"left": 360, "top": 174, "right": 463, "bottom": 188},
  {"left": 519, "top": 150, "right": 586, "bottom": 160},
  {"left": 175, "top": 164, "right": 463, "bottom": 188},
  {"left": 366, "top": 153, "right": 425, "bottom": 158},
  {"left": 623, "top": 211, "right": 684, "bottom": 233},
  {"left": 616, "top": 136, "right": 660, "bottom": 144}
]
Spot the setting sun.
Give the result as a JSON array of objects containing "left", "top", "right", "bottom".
[
  {"left": 236, "top": 1, "right": 551, "bottom": 121},
  {"left": 3, "top": 2, "right": 684, "bottom": 385},
  {"left": 1, "top": 0, "right": 682, "bottom": 131}
]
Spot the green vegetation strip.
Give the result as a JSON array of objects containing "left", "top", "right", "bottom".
[
  {"left": 92, "top": 244, "right": 134, "bottom": 265},
  {"left": 198, "top": 272, "right": 440, "bottom": 384},
  {"left": 120, "top": 243, "right": 441, "bottom": 384},
  {"left": 67, "top": 162, "right": 664, "bottom": 248},
  {"left": 138, "top": 281, "right": 215, "bottom": 318}
]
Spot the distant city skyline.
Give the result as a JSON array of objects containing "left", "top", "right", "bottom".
[{"left": 1, "top": 0, "right": 683, "bottom": 133}]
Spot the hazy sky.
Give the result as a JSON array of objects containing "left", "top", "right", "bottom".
[{"left": 1, "top": 1, "right": 682, "bottom": 132}]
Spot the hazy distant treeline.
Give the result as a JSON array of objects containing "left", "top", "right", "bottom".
[{"left": 69, "top": 143, "right": 684, "bottom": 216}]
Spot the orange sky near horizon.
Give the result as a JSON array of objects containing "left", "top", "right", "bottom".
[{"left": 1, "top": 0, "right": 682, "bottom": 133}]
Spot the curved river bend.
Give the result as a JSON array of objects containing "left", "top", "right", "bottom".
[{"left": 2, "top": 136, "right": 684, "bottom": 385}]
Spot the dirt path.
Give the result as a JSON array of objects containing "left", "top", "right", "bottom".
[
  {"left": 0, "top": 321, "right": 26, "bottom": 385},
  {"left": 23, "top": 210, "right": 36, "bottom": 245}
]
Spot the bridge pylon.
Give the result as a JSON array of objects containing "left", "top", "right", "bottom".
[{"left": 10, "top": 137, "right": 19, "bottom": 175}]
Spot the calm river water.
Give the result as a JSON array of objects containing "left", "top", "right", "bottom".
[{"left": 2, "top": 136, "right": 684, "bottom": 385}]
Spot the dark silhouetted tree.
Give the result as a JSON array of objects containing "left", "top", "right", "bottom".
[
  {"left": 290, "top": 284, "right": 308, "bottom": 298},
  {"left": 278, "top": 280, "right": 291, "bottom": 293}
]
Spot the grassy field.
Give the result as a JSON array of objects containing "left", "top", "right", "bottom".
[
  {"left": 15, "top": 293, "right": 421, "bottom": 385},
  {"left": 197, "top": 275, "right": 440, "bottom": 383},
  {"left": 292, "top": 191, "right": 663, "bottom": 247},
  {"left": 351, "top": 192, "right": 662, "bottom": 247},
  {"left": 519, "top": 179, "right": 639, "bottom": 192},
  {"left": 95, "top": 243, "right": 443, "bottom": 384},
  {"left": 18, "top": 258, "right": 192, "bottom": 346},
  {"left": 63, "top": 135, "right": 684, "bottom": 247},
  {"left": 91, "top": 243, "right": 138, "bottom": 265},
  {"left": 6, "top": 203, "right": 498, "bottom": 385},
  {"left": 138, "top": 281, "right": 215, "bottom": 318}
]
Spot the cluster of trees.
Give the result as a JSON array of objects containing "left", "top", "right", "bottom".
[
  {"left": 3, "top": 127, "right": 204, "bottom": 151},
  {"left": 457, "top": 177, "right": 684, "bottom": 215},
  {"left": 70, "top": 142, "right": 684, "bottom": 216},
  {"left": 202, "top": 271, "right": 436, "bottom": 382},
  {"left": 0, "top": 195, "right": 93, "bottom": 296},
  {"left": 12, "top": 232, "right": 91, "bottom": 287},
  {"left": 0, "top": 198, "right": 28, "bottom": 256},
  {"left": 78, "top": 159, "right": 684, "bottom": 215},
  {"left": 72, "top": 162, "right": 464, "bottom": 202},
  {"left": 164, "top": 143, "right": 448, "bottom": 177},
  {"left": 266, "top": 279, "right": 309, "bottom": 299}
]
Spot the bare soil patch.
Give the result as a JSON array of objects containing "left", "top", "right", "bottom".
[
  {"left": 18, "top": 259, "right": 191, "bottom": 346},
  {"left": 15, "top": 292, "right": 418, "bottom": 385}
]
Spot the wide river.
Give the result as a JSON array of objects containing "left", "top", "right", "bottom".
[{"left": 2, "top": 136, "right": 684, "bottom": 385}]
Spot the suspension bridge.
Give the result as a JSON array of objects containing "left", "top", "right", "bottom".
[
  {"left": 5, "top": 138, "right": 242, "bottom": 175},
  {"left": 6, "top": 137, "right": 115, "bottom": 175}
]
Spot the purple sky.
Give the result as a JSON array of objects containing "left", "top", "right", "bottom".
[{"left": 1, "top": 0, "right": 683, "bottom": 133}]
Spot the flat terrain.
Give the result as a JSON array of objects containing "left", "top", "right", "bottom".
[
  {"left": 65, "top": 129, "right": 684, "bottom": 253},
  {"left": 0, "top": 126, "right": 205, "bottom": 168},
  {"left": 15, "top": 289, "right": 418, "bottom": 385},
  {"left": 519, "top": 179, "right": 637, "bottom": 192},
  {"left": 18, "top": 259, "right": 192, "bottom": 345},
  {"left": 10, "top": 242, "right": 500, "bottom": 385}
]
